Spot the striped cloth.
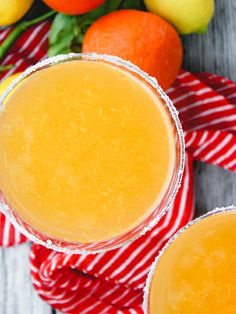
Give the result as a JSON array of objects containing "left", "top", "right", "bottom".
[{"left": 0, "top": 22, "right": 236, "bottom": 313}]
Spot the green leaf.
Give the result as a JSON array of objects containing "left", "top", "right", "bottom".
[
  {"left": 120, "top": 0, "right": 145, "bottom": 10},
  {"left": 0, "top": 64, "right": 14, "bottom": 73},
  {"left": 106, "top": 0, "right": 122, "bottom": 11},
  {"left": 48, "top": 14, "right": 81, "bottom": 57}
]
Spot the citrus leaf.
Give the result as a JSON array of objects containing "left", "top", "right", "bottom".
[
  {"left": 106, "top": 0, "right": 122, "bottom": 11},
  {"left": 0, "top": 64, "right": 13, "bottom": 72},
  {"left": 120, "top": 0, "right": 145, "bottom": 10},
  {"left": 48, "top": 14, "right": 81, "bottom": 56}
]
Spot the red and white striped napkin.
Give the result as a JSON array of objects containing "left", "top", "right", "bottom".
[{"left": 0, "top": 22, "right": 236, "bottom": 313}]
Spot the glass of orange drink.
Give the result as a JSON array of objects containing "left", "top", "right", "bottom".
[
  {"left": 144, "top": 205, "right": 236, "bottom": 314},
  {"left": 0, "top": 53, "right": 184, "bottom": 253}
]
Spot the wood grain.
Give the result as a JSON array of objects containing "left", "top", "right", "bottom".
[
  {"left": 0, "top": 244, "right": 51, "bottom": 314},
  {"left": 1, "top": 0, "right": 236, "bottom": 313}
]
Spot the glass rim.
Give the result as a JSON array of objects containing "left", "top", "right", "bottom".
[
  {"left": 0, "top": 52, "right": 185, "bottom": 254},
  {"left": 143, "top": 204, "right": 236, "bottom": 313}
]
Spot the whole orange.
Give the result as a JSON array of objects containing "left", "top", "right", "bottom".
[
  {"left": 43, "top": 0, "right": 105, "bottom": 15},
  {"left": 82, "top": 9, "right": 183, "bottom": 90}
]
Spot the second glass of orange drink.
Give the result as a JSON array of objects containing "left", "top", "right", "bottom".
[
  {"left": 144, "top": 206, "right": 236, "bottom": 314},
  {"left": 0, "top": 53, "right": 184, "bottom": 253}
]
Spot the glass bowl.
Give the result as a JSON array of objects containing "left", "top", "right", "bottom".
[{"left": 0, "top": 53, "right": 185, "bottom": 254}]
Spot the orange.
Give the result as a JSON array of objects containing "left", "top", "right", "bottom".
[
  {"left": 82, "top": 9, "right": 183, "bottom": 90},
  {"left": 43, "top": 0, "right": 105, "bottom": 15}
]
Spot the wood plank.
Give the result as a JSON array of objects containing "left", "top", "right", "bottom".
[
  {"left": 0, "top": 244, "right": 51, "bottom": 314},
  {"left": 194, "top": 162, "right": 236, "bottom": 217}
]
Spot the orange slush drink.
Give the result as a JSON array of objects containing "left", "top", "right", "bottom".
[
  {"left": 149, "top": 210, "right": 236, "bottom": 314},
  {"left": 0, "top": 59, "right": 175, "bottom": 243}
]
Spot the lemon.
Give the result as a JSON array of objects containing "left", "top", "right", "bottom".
[
  {"left": 0, "top": 72, "right": 22, "bottom": 103},
  {"left": 144, "top": 0, "right": 215, "bottom": 34},
  {"left": 0, "top": 0, "right": 33, "bottom": 26}
]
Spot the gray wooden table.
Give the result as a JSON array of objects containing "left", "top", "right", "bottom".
[{"left": 1, "top": 0, "right": 236, "bottom": 313}]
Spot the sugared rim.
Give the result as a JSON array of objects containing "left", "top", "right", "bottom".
[
  {"left": 143, "top": 204, "right": 236, "bottom": 313},
  {"left": 0, "top": 53, "right": 185, "bottom": 254}
]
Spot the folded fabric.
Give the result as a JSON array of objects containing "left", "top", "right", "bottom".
[{"left": 0, "top": 22, "right": 235, "bottom": 314}]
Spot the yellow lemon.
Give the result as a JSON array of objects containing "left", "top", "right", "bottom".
[
  {"left": 0, "top": 0, "right": 33, "bottom": 26},
  {"left": 0, "top": 72, "right": 22, "bottom": 103},
  {"left": 144, "top": 0, "right": 215, "bottom": 34}
]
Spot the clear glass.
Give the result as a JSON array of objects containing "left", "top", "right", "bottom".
[
  {"left": 0, "top": 53, "right": 185, "bottom": 254},
  {"left": 143, "top": 205, "right": 236, "bottom": 313}
]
